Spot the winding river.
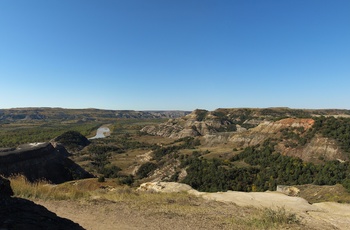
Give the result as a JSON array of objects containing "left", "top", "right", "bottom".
[{"left": 89, "top": 126, "right": 110, "bottom": 140}]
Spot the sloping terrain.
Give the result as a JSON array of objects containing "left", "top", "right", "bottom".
[
  {"left": 10, "top": 179, "right": 346, "bottom": 230},
  {"left": 7, "top": 176, "right": 340, "bottom": 230}
]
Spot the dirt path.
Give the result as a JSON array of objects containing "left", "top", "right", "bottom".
[
  {"left": 36, "top": 200, "right": 150, "bottom": 230},
  {"left": 35, "top": 199, "right": 241, "bottom": 230}
]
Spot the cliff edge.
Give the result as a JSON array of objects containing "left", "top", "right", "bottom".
[{"left": 0, "top": 142, "right": 92, "bottom": 183}]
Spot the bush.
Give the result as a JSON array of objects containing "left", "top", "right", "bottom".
[
  {"left": 119, "top": 175, "right": 134, "bottom": 186},
  {"left": 261, "top": 207, "right": 299, "bottom": 226},
  {"left": 99, "top": 165, "right": 122, "bottom": 178}
]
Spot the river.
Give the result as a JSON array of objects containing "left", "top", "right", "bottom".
[{"left": 89, "top": 126, "right": 110, "bottom": 140}]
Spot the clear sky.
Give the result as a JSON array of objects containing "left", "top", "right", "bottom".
[{"left": 1, "top": 0, "right": 349, "bottom": 111}]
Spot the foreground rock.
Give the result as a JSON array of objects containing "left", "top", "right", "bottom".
[
  {"left": 137, "top": 182, "right": 317, "bottom": 213},
  {"left": 0, "top": 176, "right": 13, "bottom": 197},
  {"left": 137, "top": 181, "right": 193, "bottom": 193},
  {"left": 0, "top": 176, "right": 84, "bottom": 230}
]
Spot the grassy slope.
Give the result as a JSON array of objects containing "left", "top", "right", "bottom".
[{"left": 10, "top": 176, "right": 303, "bottom": 230}]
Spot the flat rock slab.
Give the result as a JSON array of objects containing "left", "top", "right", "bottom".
[
  {"left": 138, "top": 182, "right": 350, "bottom": 229},
  {"left": 308, "top": 202, "right": 350, "bottom": 230},
  {"left": 199, "top": 191, "right": 320, "bottom": 213}
]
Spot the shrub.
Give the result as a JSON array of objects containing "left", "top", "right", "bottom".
[
  {"left": 247, "top": 207, "right": 299, "bottom": 229},
  {"left": 119, "top": 175, "right": 134, "bottom": 186}
]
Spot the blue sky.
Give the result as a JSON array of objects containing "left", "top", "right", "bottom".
[{"left": 1, "top": 0, "right": 349, "bottom": 111}]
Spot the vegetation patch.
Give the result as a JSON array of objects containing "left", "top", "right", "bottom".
[
  {"left": 180, "top": 139, "right": 350, "bottom": 194},
  {"left": 0, "top": 122, "right": 100, "bottom": 148},
  {"left": 242, "top": 207, "right": 299, "bottom": 229},
  {"left": 194, "top": 109, "right": 208, "bottom": 121},
  {"left": 313, "top": 116, "right": 350, "bottom": 154},
  {"left": 296, "top": 184, "right": 350, "bottom": 203},
  {"left": 136, "top": 162, "right": 158, "bottom": 179}
]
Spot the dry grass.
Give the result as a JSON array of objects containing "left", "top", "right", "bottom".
[
  {"left": 9, "top": 175, "right": 88, "bottom": 200},
  {"left": 109, "top": 149, "right": 147, "bottom": 170},
  {"left": 136, "top": 135, "right": 174, "bottom": 145},
  {"left": 227, "top": 206, "right": 300, "bottom": 230}
]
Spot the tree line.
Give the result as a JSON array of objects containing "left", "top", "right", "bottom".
[{"left": 181, "top": 139, "right": 350, "bottom": 193}]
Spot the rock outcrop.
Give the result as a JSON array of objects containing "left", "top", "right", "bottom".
[
  {"left": 141, "top": 110, "right": 230, "bottom": 138},
  {"left": 276, "top": 185, "right": 300, "bottom": 196},
  {"left": 137, "top": 181, "right": 193, "bottom": 193},
  {"left": 0, "top": 142, "right": 92, "bottom": 183}
]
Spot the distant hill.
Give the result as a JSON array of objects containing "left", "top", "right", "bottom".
[
  {"left": 141, "top": 107, "right": 350, "bottom": 138},
  {"left": 0, "top": 107, "right": 190, "bottom": 123}
]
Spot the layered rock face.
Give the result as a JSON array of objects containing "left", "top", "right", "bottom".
[
  {"left": 141, "top": 108, "right": 348, "bottom": 163},
  {"left": 0, "top": 142, "right": 92, "bottom": 183},
  {"left": 141, "top": 110, "right": 226, "bottom": 138},
  {"left": 224, "top": 118, "right": 315, "bottom": 147},
  {"left": 137, "top": 181, "right": 194, "bottom": 193},
  {"left": 141, "top": 109, "right": 315, "bottom": 145}
]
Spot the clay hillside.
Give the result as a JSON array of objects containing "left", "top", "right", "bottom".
[{"left": 141, "top": 108, "right": 350, "bottom": 163}]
